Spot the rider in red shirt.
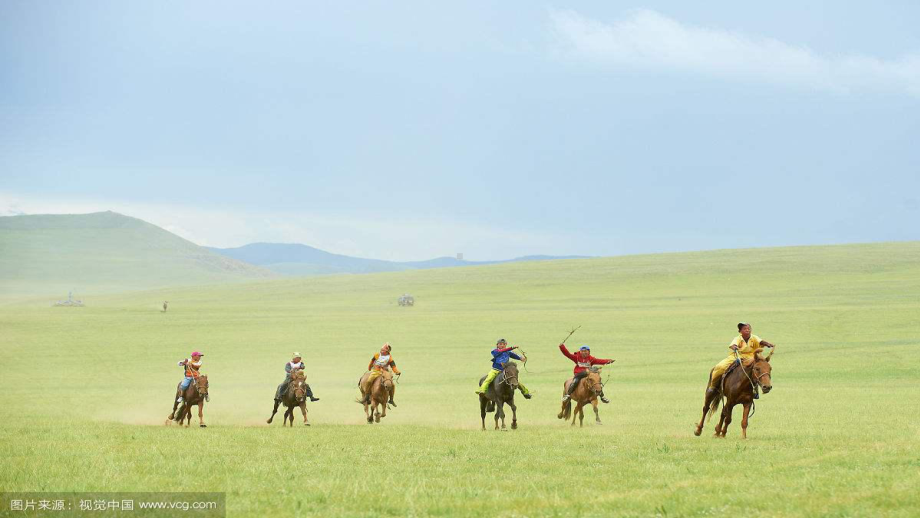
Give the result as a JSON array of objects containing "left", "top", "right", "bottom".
[{"left": 559, "top": 344, "right": 614, "bottom": 403}]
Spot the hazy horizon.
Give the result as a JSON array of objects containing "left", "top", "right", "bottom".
[{"left": 3, "top": 1, "right": 918, "bottom": 261}]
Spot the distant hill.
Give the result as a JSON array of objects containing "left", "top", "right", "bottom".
[
  {"left": 207, "top": 243, "right": 589, "bottom": 276},
  {"left": 0, "top": 211, "right": 275, "bottom": 296},
  {"left": 205, "top": 243, "right": 415, "bottom": 275}
]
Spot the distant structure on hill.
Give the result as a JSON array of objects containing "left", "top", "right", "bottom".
[
  {"left": 456, "top": 253, "right": 463, "bottom": 261},
  {"left": 53, "top": 291, "right": 84, "bottom": 307},
  {"left": 398, "top": 294, "right": 415, "bottom": 307}
]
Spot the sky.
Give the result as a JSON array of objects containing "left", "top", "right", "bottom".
[{"left": 1, "top": 1, "right": 918, "bottom": 261}]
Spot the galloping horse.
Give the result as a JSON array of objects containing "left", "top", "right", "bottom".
[
  {"left": 167, "top": 375, "right": 209, "bottom": 427},
  {"left": 695, "top": 350, "right": 774, "bottom": 438},
  {"left": 267, "top": 370, "right": 310, "bottom": 427},
  {"left": 478, "top": 361, "right": 520, "bottom": 431},
  {"left": 558, "top": 366, "right": 605, "bottom": 427},
  {"left": 358, "top": 368, "right": 394, "bottom": 424}
]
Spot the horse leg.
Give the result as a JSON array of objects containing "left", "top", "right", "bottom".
[
  {"left": 741, "top": 402, "right": 751, "bottom": 439},
  {"left": 571, "top": 402, "right": 582, "bottom": 427},
  {"left": 267, "top": 399, "right": 281, "bottom": 424},
  {"left": 301, "top": 402, "right": 309, "bottom": 426},
  {"left": 376, "top": 400, "right": 384, "bottom": 422},
  {"left": 198, "top": 401, "right": 206, "bottom": 428},
  {"left": 696, "top": 391, "right": 715, "bottom": 436},
  {"left": 592, "top": 398, "right": 601, "bottom": 425},
  {"left": 184, "top": 405, "right": 192, "bottom": 427},
  {"left": 480, "top": 397, "right": 487, "bottom": 431},
  {"left": 509, "top": 400, "right": 518, "bottom": 430},
  {"left": 494, "top": 402, "right": 501, "bottom": 430},
  {"left": 714, "top": 410, "right": 726, "bottom": 437},
  {"left": 169, "top": 395, "right": 180, "bottom": 421},
  {"left": 721, "top": 403, "right": 734, "bottom": 438},
  {"left": 365, "top": 401, "right": 373, "bottom": 424}
]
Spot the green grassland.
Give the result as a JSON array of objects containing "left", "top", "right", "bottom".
[{"left": 1, "top": 242, "right": 919, "bottom": 517}]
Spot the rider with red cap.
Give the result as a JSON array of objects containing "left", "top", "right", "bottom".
[
  {"left": 559, "top": 343, "right": 614, "bottom": 403},
  {"left": 176, "top": 351, "right": 203, "bottom": 404}
]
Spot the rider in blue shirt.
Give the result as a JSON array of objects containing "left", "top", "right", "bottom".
[{"left": 475, "top": 338, "right": 533, "bottom": 398}]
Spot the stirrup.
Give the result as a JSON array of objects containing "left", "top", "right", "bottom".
[
  {"left": 600, "top": 397, "right": 610, "bottom": 404},
  {"left": 561, "top": 394, "right": 571, "bottom": 402}
]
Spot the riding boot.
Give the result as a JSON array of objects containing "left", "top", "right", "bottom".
[
  {"left": 388, "top": 389, "right": 397, "bottom": 407},
  {"left": 600, "top": 390, "right": 610, "bottom": 404},
  {"left": 562, "top": 378, "right": 578, "bottom": 401},
  {"left": 176, "top": 396, "right": 184, "bottom": 404},
  {"left": 305, "top": 384, "right": 320, "bottom": 402},
  {"left": 753, "top": 386, "right": 760, "bottom": 400}
]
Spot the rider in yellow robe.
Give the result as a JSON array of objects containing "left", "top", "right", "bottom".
[
  {"left": 363, "top": 343, "right": 400, "bottom": 406},
  {"left": 708, "top": 323, "right": 774, "bottom": 392}
]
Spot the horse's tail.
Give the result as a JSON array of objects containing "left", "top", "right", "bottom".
[
  {"left": 706, "top": 389, "right": 722, "bottom": 423},
  {"left": 558, "top": 399, "right": 572, "bottom": 420}
]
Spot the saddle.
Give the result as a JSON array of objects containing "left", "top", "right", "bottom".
[{"left": 725, "top": 357, "right": 754, "bottom": 378}]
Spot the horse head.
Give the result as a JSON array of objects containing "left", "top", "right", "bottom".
[
  {"left": 752, "top": 354, "right": 773, "bottom": 393},
  {"left": 586, "top": 367, "right": 604, "bottom": 396},
  {"left": 380, "top": 369, "right": 394, "bottom": 391},
  {"left": 292, "top": 377, "right": 307, "bottom": 402},
  {"left": 196, "top": 375, "right": 209, "bottom": 399},
  {"left": 501, "top": 362, "right": 519, "bottom": 390}
]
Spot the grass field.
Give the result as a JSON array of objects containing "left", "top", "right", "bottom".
[{"left": 1, "top": 242, "right": 919, "bottom": 517}]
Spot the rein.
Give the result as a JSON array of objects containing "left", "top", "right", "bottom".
[{"left": 734, "top": 351, "right": 759, "bottom": 393}]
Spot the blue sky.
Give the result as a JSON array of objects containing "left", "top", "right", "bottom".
[{"left": 2, "top": 1, "right": 918, "bottom": 260}]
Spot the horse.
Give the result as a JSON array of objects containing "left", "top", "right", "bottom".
[
  {"left": 167, "top": 375, "right": 209, "bottom": 427},
  {"left": 695, "top": 351, "right": 774, "bottom": 439},
  {"left": 267, "top": 370, "right": 310, "bottom": 427},
  {"left": 478, "top": 362, "right": 519, "bottom": 431},
  {"left": 358, "top": 368, "right": 394, "bottom": 424},
  {"left": 557, "top": 366, "right": 604, "bottom": 427}
]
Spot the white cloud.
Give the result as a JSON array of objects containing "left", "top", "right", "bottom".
[
  {"left": 0, "top": 191, "right": 571, "bottom": 262},
  {"left": 550, "top": 9, "right": 920, "bottom": 96}
]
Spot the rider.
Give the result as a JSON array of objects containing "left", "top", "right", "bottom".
[
  {"left": 275, "top": 352, "right": 320, "bottom": 402},
  {"left": 176, "top": 351, "right": 203, "bottom": 404},
  {"left": 559, "top": 344, "right": 613, "bottom": 403},
  {"left": 707, "top": 322, "right": 775, "bottom": 395},
  {"left": 475, "top": 338, "right": 533, "bottom": 399},
  {"left": 363, "top": 343, "right": 400, "bottom": 406}
]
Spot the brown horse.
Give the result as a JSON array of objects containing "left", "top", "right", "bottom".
[
  {"left": 167, "top": 375, "right": 209, "bottom": 427},
  {"left": 558, "top": 366, "right": 605, "bottom": 427},
  {"left": 267, "top": 370, "right": 310, "bottom": 427},
  {"left": 358, "top": 369, "right": 394, "bottom": 424},
  {"left": 695, "top": 351, "right": 773, "bottom": 439},
  {"left": 479, "top": 362, "right": 519, "bottom": 431}
]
